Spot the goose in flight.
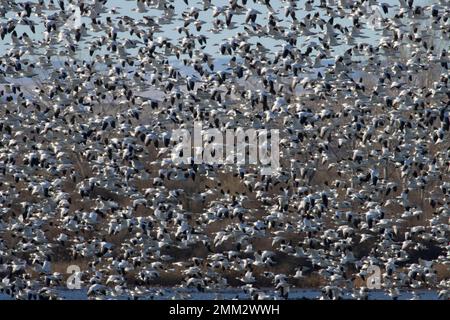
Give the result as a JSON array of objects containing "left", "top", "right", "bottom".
[{"left": 0, "top": 0, "right": 447, "bottom": 302}]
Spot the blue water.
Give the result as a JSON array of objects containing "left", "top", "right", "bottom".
[{"left": 0, "top": 287, "right": 441, "bottom": 300}]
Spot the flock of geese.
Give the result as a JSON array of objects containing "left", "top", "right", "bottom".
[{"left": 0, "top": 0, "right": 449, "bottom": 300}]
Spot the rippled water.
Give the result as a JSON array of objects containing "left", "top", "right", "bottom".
[{"left": 0, "top": 287, "right": 441, "bottom": 300}]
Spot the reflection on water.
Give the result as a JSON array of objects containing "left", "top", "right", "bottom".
[{"left": 0, "top": 287, "right": 442, "bottom": 300}]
